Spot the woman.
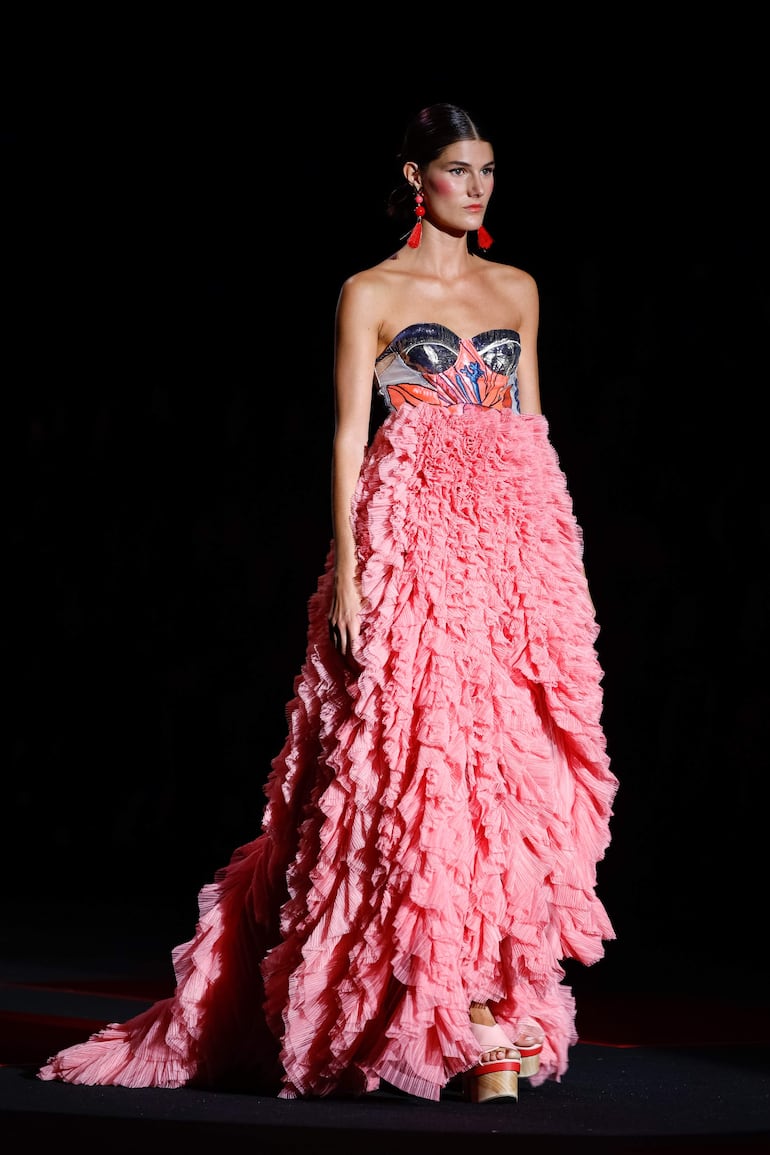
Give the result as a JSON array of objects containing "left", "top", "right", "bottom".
[{"left": 39, "top": 103, "right": 617, "bottom": 1105}]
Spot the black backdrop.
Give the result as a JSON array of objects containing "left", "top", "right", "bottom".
[{"left": 6, "top": 28, "right": 768, "bottom": 998}]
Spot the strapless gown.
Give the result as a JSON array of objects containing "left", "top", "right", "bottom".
[{"left": 38, "top": 323, "right": 617, "bottom": 1101}]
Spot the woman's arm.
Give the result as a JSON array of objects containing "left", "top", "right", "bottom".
[
  {"left": 328, "top": 273, "right": 381, "bottom": 659},
  {"left": 513, "top": 270, "right": 542, "bottom": 416}
]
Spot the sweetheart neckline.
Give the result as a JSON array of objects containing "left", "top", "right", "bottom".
[{"left": 383, "top": 322, "right": 521, "bottom": 350}]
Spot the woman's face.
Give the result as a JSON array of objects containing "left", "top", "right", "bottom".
[{"left": 418, "top": 139, "right": 495, "bottom": 235}]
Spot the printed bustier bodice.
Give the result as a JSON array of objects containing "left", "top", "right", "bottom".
[{"left": 374, "top": 323, "right": 521, "bottom": 414}]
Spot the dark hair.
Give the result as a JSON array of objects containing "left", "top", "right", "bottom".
[{"left": 386, "top": 103, "right": 491, "bottom": 223}]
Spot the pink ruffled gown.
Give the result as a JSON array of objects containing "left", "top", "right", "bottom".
[{"left": 39, "top": 323, "right": 618, "bottom": 1101}]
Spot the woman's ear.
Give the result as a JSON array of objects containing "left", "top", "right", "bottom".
[{"left": 403, "top": 161, "right": 421, "bottom": 190}]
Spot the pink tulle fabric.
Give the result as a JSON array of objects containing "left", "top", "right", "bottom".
[{"left": 39, "top": 405, "right": 617, "bottom": 1101}]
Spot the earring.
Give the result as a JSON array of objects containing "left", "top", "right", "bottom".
[
  {"left": 477, "top": 225, "right": 494, "bottom": 250},
  {"left": 407, "top": 190, "right": 425, "bottom": 248}
]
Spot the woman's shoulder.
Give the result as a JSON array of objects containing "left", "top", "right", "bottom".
[
  {"left": 475, "top": 259, "right": 540, "bottom": 335},
  {"left": 337, "top": 252, "right": 411, "bottom": 310},
  {"left": 482, "top": 257, "right": 538, "bottom": 292}
]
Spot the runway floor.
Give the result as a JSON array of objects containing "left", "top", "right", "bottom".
[{"left": 2, "top": 900, "right": 768, "bottom": 1153}]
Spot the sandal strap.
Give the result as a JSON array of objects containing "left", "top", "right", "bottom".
[{"left": 469, "top": 1021, "right": 519, "bottom": 1053}]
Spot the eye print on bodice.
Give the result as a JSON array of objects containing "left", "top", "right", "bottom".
[{"left": 374, "top": 322, "right": 522, "bottom": 414}]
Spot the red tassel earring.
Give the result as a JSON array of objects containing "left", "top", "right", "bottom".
[
  {"left": 407, "top": 190, "right": 425, "bottom": 248},
  {"left": 477, "top": 224, "right": 494, "bottom": 251}
]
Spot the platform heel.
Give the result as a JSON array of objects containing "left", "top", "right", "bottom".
[{"left": 464, "top": 1021, "right": 521, "bottom": 1103}]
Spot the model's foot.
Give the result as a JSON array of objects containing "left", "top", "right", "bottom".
[
  {"left": 466, "top": 1004, "right": 520, "bottom": 1103},
  {"left": 469, "top": 1003, "right": 519, "bottom": 1063}
]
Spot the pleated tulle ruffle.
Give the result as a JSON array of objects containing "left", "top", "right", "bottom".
[{"left": 39, "top": 406, "right": 617, "bottom": 1101}]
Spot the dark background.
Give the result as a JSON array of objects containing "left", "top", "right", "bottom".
[{"left": 5, "top": 23, "right": 768, "bottom": 1003}]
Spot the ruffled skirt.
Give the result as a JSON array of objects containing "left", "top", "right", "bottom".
[{"left": 39, "top": 406, "right": 617, "bottom": 1100}]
